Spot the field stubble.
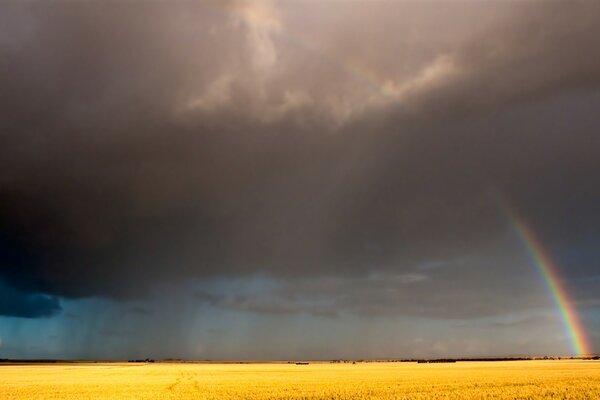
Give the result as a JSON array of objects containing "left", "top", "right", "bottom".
[{"left": 1, "top": 360, "right": 599, "bottom": 399}]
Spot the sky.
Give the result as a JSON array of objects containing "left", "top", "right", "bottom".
[{"left": 1, "top": 0, "right": 600, "bottom": 360}]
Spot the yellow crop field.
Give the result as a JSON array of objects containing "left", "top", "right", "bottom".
[{"left": 1, "top": 360, "right": 599, "bottom": 399}]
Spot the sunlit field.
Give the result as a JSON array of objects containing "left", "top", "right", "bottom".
[{"left": 1, "top": 360, "right": 599, "bottom": 399}]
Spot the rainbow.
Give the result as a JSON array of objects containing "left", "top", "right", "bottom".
[{"left": 504, "top": 210, "right": 591, "bottom": 356}]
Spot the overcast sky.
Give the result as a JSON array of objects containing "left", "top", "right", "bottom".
[{"left": 1, "top": 1, "right": 599, "bottom": 360}]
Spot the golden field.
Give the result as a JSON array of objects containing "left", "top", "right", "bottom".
[{"left": 1, "top": 360, "right": 599, "bottom": 399}]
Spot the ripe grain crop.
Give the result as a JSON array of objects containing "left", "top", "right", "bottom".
[{"left": 1, "top": 360, "right": 599, "bottom": 399}]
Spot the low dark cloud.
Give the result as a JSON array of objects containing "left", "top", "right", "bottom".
[
  {"left": 98, "top": 328, "right": 131, "bottom": 338},
  {"left": 0, "top": 1, "right": 599, "bottom": 328},
  {"left": 130, "top": 306, "right": 154, "bottom": 316},
  {"left": 0, "top": 279, "right": 61, "bottom": 318},
  {"left": 196, "top": 289, "right": 339, "bottom": 318},
  {"left": 194, "top": 291, "right": 225, "bottom": 307},
  {"left": 488, "top": 315, "right": 556, "bottom": 329},
  {"left": 192, "top": 262, "right": 552, "bottom": 320}
]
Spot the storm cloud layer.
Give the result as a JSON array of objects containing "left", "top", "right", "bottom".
[{"left": 1, "top": 0, "right": 600, "bottom": 356}]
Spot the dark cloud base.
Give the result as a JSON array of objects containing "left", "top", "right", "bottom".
[{"left": 0, "top": 279, "right": 61, "bottom": 318}]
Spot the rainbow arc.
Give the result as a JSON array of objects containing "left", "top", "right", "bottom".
[{"left": 504, "top": 210, "right": 590, "bottom": 356}]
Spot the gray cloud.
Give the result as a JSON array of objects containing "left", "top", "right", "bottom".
[
  {"left": 487, "top": 315, "right": 557, "bottom": 329},
  {"left": 0, "top": 1, "right": 599, "bottom": 324},
  {"left": 399, "top": 2, "right": 600, "bottom": 118},
  {"left": 217, "top": 294, "right": 339, "bottom": 319},
  {"left": 129, "top": 306, "right": 154, "bottom": 316},
  {"left": 190, "top": 245, "right": 581, "bottom": 320}
]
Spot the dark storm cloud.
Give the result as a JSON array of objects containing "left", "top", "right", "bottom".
[
  {"left": 1, "top": 1, "right": 600, "bottom": 321},
  {"left": 0, "top": 279, "right": 61, "bottom": 318}
]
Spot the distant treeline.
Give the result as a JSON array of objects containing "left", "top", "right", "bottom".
[
  {"left": 329, "top": 356, "right": 600, "bottom": 363},
  {"left": 1, "top": 356, "right": 598, "bottom": 364},
  {"left": 0, "top": 359, "right": 61, "bottom": 363}
]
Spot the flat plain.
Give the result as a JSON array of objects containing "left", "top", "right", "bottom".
[{"left": 1, "top": 360, "right": 599, "bottom": 399}]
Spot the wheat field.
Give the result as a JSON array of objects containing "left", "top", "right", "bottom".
[{"left": 1, "top": 360, "right": 599, "bottom": 399}]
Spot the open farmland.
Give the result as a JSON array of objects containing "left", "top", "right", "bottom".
[{"left": 1, "top": 360, "right": 599, "bottom": 399}]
